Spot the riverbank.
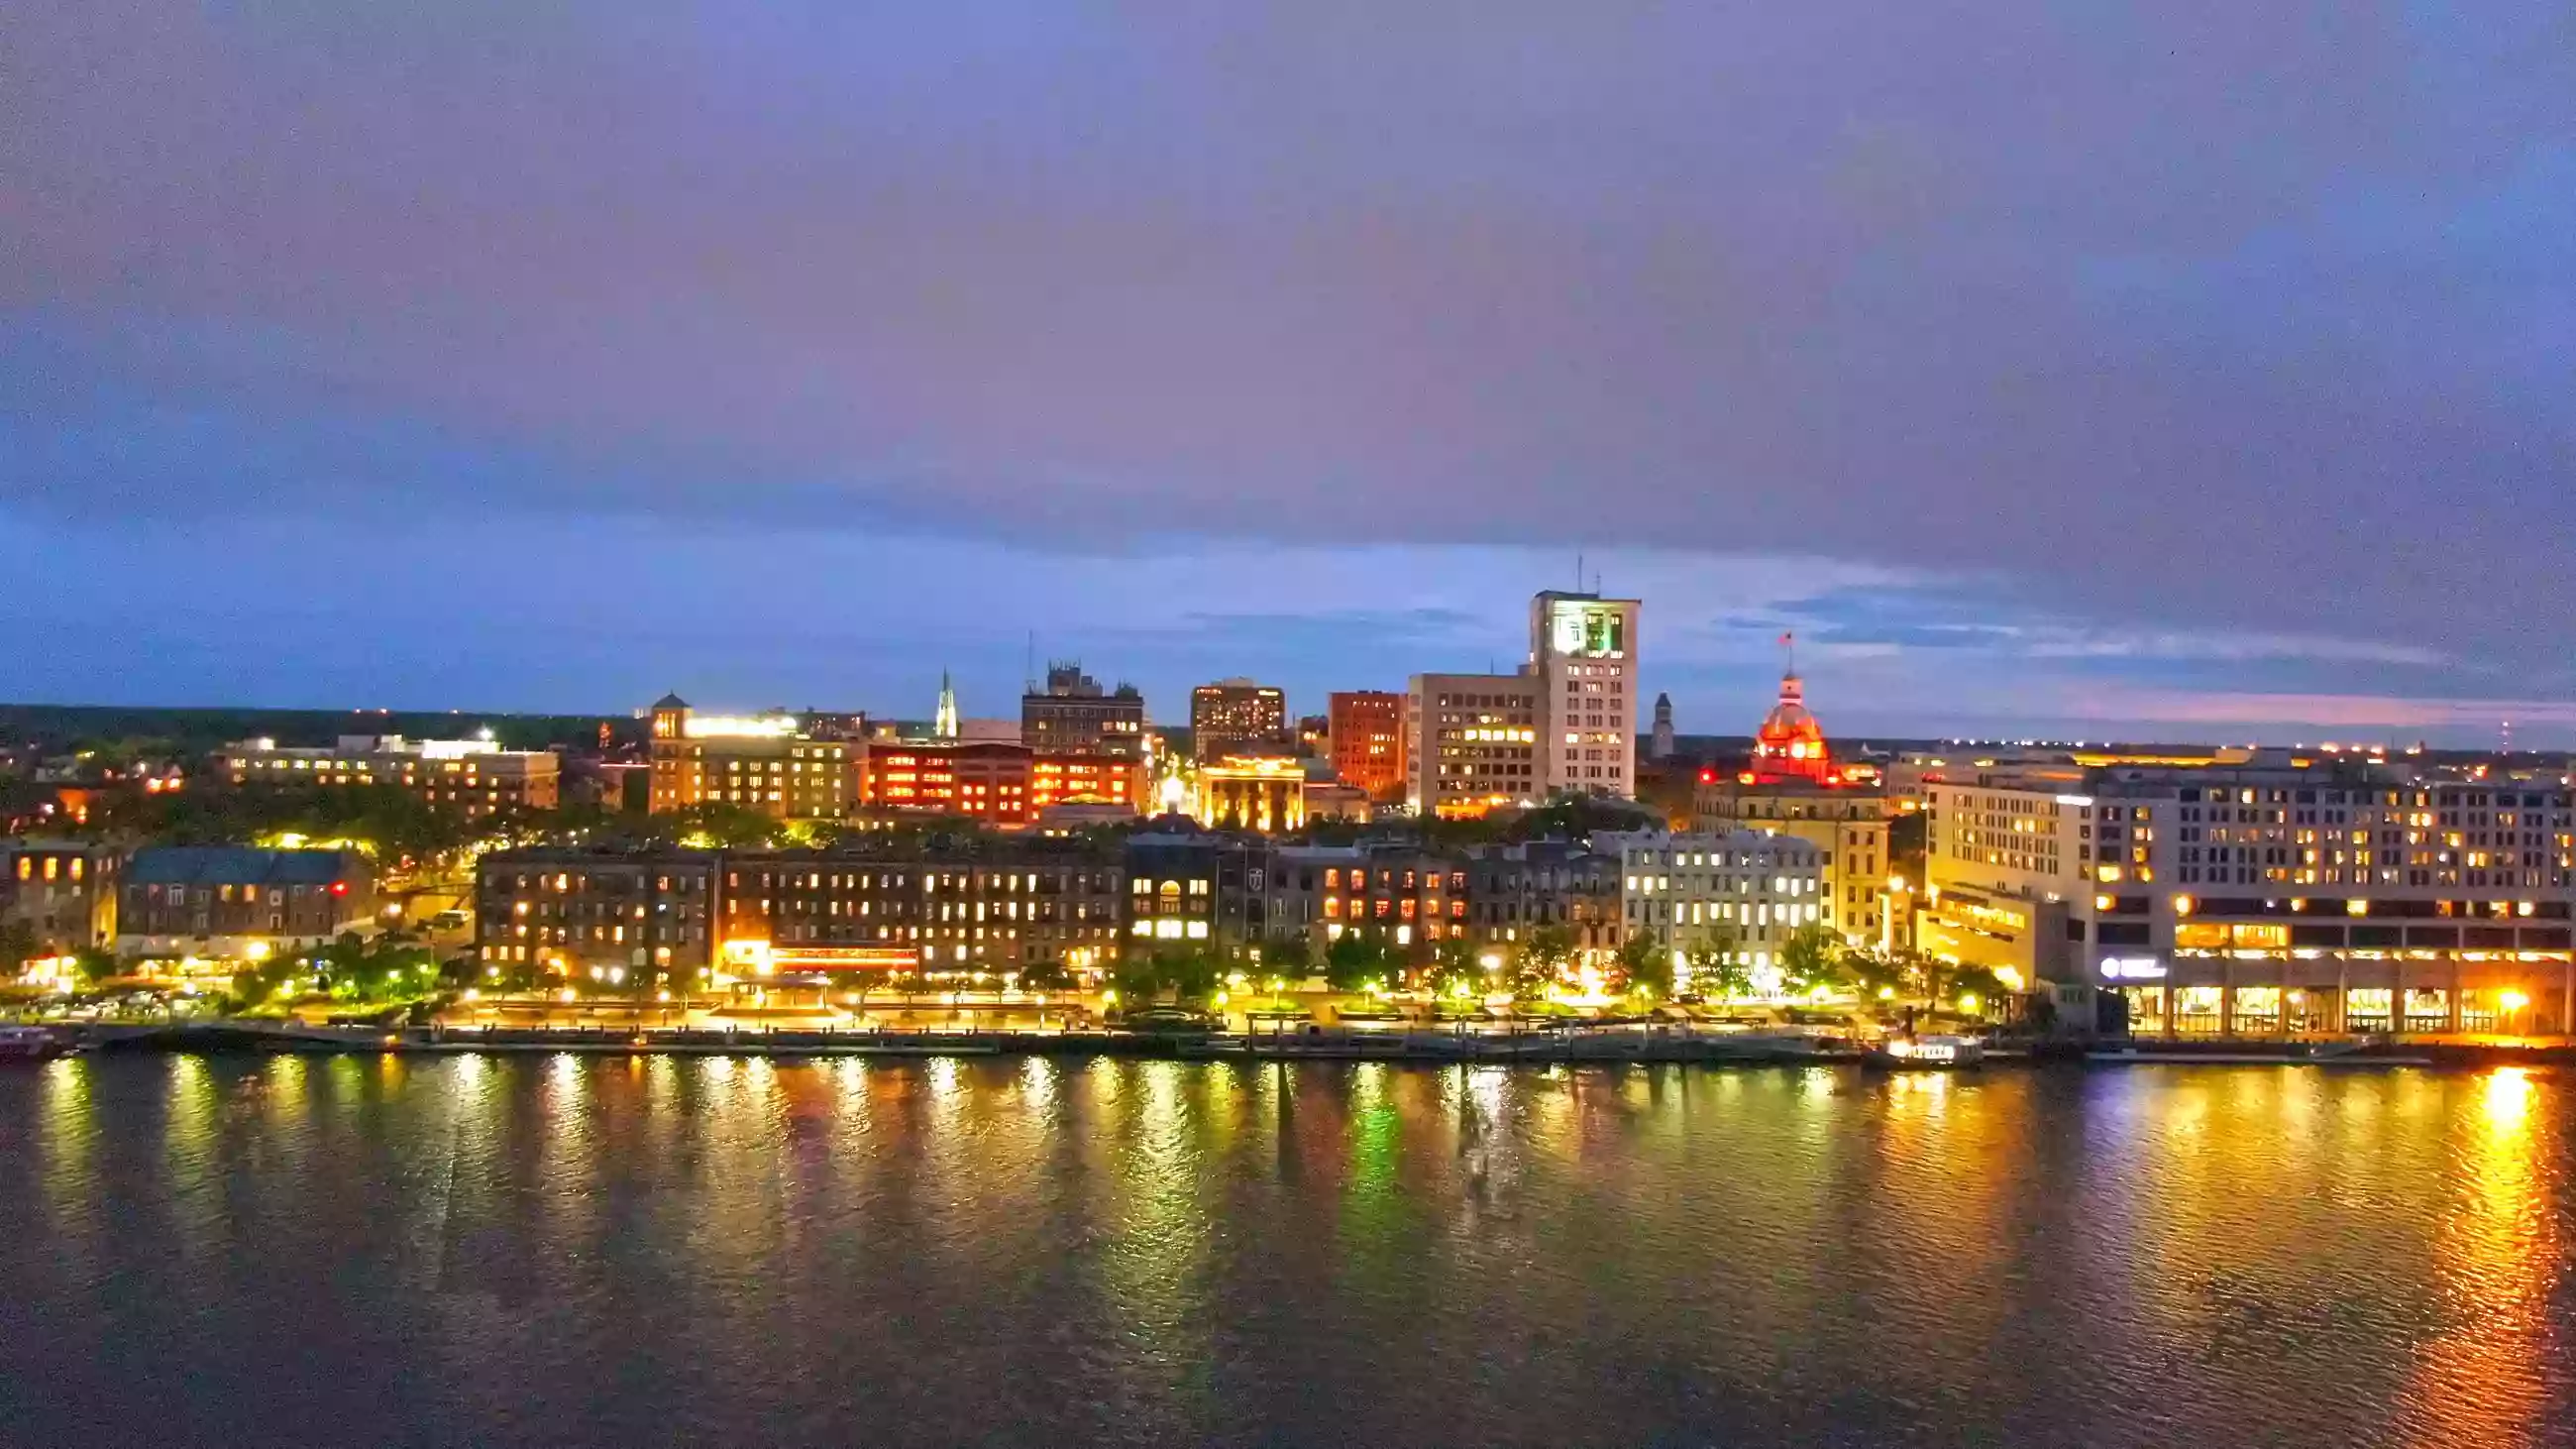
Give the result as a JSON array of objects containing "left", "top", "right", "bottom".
[{"left": 44, "top": 1020, "right": 2576, "bottom": 1068}]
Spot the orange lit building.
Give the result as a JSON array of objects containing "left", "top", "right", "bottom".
[
  {"left": 1329, "top": 691, "right": 1408, "bottom": 802},
  {"left": 858, "top": 740, "right": 1145, "bottom": 827}
]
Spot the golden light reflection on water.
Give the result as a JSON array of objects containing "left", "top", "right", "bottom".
[{"left": 2398, "top": 1067, "right": 2559, "bottom": 1448}]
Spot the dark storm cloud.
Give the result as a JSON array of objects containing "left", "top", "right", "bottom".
[{"left": 3, "top": 0, "right": 2572, "bottom": 713}]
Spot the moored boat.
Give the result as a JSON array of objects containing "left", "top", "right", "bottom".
[
  {"left": 1869, "top": 1034, "right": 1985, "bottom": 1069},
  {"left": 0, "top": 1025, "right": 71, "bottom": 1061}
]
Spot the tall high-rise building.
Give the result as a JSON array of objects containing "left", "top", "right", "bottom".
[
  {"left": 1650, "top": 693, "right": 1675, "bottom": 760},
  {"left": 1531, "top": 590, "right": 1641, "bottom": 799},
  {"left": 1329, "top": 691, "right": 1409, "bottom": 802},
  {"left": 1021, "top": 662, "right": 1147, "bottom": 758},
  {"left": 1191, "top": 679, "right": 1289, "bottom": 762}
]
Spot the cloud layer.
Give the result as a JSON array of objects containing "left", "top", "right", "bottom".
[{"left": 4, "top": 2, "right": 2571, "bottom": 734}]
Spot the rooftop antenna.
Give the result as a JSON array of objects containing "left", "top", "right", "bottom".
[
  {"left": 1780, "top": 629, "right": 1796, "bottom": 677},
  {"left": 1024, "top": 631, "right": 1036, "bottom": 695},
  {"left": 1575, "top": 550, "right": 1583, "bottom": 593}
]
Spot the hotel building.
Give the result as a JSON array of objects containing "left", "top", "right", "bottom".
[
  {"left": 1921, "top": 758, "right": 2576, "bottom": 1036},
  {"left": 1190, "top": 680, "right": 1290, "bottom": 762},
  {"left": 219, "top": 734, "right": 560, "bottom": 817},
  {"left": 648, "top": 696, "right": 856, "bottom": 820},
  {"left": 1328, "top": 691, "right": 1409, "bottom": 802},
  {"left": 1531, "top": 591, "right": 1641, "bottom": 798},
  {"left": 1020, "top": 663, "right": 1147, "bottom": 758}
]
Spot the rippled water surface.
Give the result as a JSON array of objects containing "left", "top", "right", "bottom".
[{"left": 3, "top": 1055, "right": 2573, "bottom": 1447}]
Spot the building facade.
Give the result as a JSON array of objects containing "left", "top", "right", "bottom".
[
  {"left": 474, "top": 848, "right": 720, "bottom": 984},
  {"left": 1406, "top": 672, "right": 1542, "bottom": 818},
  {"left": 119, "top": 847, "right": 375, "bottom": 959},
  {"left": 1461, "top": 841, "right": 1623, "bottom": 957},
  {"left": 1193, "top": 757, "right": 1308, "bottom": 834},
  {"left": 716, "top": 849, "right": 1125, "bottom": 974},
  {"left": 219, "top": 734, "right": 560, "bottom": 817},
  {"left": 1599, "top": 831, "right": 1827, "bottom": 976},
  {"left": 648, "top": 696, "right": 857, "bottom": 819},
  {"left": 3, "top": 839, "right": 120, "bottom": 953},
  {"left": 1328, "top": 691, "right": 1409, "bottom": 802},
  {"left": 1532, "top": 591, "right": 1641, "bottom": 799},
  {"left": 1020, "top": 663, "right": 1147, "bottom": 758},
  {"left": 856, "top": 740, "right": 1146, "bottom": 827},
  {"left": 1921, "top": 762, "right": 2576, "bottom": 1035},
  {"left": 1190, "top": 680, "right": 1289, "bottom": 763}
]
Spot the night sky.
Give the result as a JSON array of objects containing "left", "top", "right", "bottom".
[{"left": 7, "top": 4, "right": 2571, "bottom": 743}]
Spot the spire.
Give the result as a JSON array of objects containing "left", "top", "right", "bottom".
[{"left": 935, "top": 670, "right": 960, "bottom": 739}]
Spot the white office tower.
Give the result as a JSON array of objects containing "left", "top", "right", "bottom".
[{"left": 1531, "top": 591, "right": 1641, "bottom": 799}]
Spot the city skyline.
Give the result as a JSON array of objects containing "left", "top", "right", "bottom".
[{"left": 9, "top": 5, "right": 2573, "bottom": 743}]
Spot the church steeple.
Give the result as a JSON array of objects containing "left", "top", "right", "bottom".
[{"left": 934, "top": 670, "right": 960, "bottom": 739}]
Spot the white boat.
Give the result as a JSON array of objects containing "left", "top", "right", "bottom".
[{"left": 1872, "top": 1034, "right": 1984, "bottom": 1068}]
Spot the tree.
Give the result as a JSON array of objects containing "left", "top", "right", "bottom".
[
  {"left": 1685, "top": 945, "right": 1754, "bottom": 1001},
  {"left": 1612, "top": 933, "right": 1668, "bottom": 1001},
  {"left": 1323, "top": 933, "right": 1393, "bottom": 992},
  {"left": 0, "top": 920, "right": 38, "bottom": 976},
  {"left": 1513, "top": 926, "right": 1576, "bottom": 998},
  {"left": 1421, "top": 937, "right": 1482, "bottom": 1004},
  {"left": 1839, "top": 947, "right": 1908, "bottom": 1003},
  {"left": 1944, "top": 964, "right": 2010, "bottom": 1016},
  {"left": 1777, "top": 925, "right": 1848, "bottom": 998},
  {"left": 1019, "top": 960, "right": 1073, "bottom": 991}
]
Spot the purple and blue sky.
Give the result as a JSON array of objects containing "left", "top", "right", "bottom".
[{"left": 5, "top": 3, "right": 2572, "bottom": 742}]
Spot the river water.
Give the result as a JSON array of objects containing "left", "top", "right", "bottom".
[{"left": 1, "top": 1055, "right": 2571, "bottom": 1447}]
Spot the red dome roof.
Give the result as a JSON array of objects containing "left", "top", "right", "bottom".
[{"left": 1751, "top": 675, "right": 1833, "bottom": 782}]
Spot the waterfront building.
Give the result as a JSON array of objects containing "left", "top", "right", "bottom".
[
  {"left": 1532, "top": 590, "right": 1641, "bottom": 799},
  {"left": 474, "top": 847, "right": 718, "bottom": 984},
  {"left": 1691, "top": 670, "right": 1910, "bottom": 947},
  {"left": 1192, "top": 756, "right": 1308, "bottom": 834},
  {"left": 1020, "top": 663, "right": 1147, "bottom": 758},
  {"left": 1191, "top": 680, "right": 1290, "bottom": 763},
  {"left": 119, "top": 846, "right": 374, "bottom": 960},
  {"left": 648, "top": 696, "right": 856, "bottom": 820},
  {"left": 715, "top": 848, "right": 1125, "bottom": 975},
  {"left": 1596, "top": 830, "right": 1826, "bottom": 974},
  {"left": 2, "top": 839, "right": 120, "bottom": 953},
  {"left": 1112, "top": 828, "right": 1280, "bottom": 950},
  {"left": 1263, "top": 843, "right": 1469, "bottom": 962},
  {"left": 218, "top": 733, "right": 559, "bottom": 817},
  {"left": 1406, "top": 672, "right": 1542, "bottom": 819},
  {"left": 855, "top": 740, "right": 1145, "bottom": 826},
  {"left": 1460, "top": 840, "right": 1624, "bottom": 958},
  {"left": 1920, "top": 760, "right": 2576, "bottom": 1035},
  {"left": 1328, "top": 691, "right": 1408, "bottom": 802}
]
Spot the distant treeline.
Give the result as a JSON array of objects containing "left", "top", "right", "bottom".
[{"left": 0, "top": 705, "right": 642, "bottom": 756}]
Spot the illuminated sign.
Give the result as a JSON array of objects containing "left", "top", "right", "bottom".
[
  {"left": 1549, "top": 601, "right": 1626, "bottom": 658},
  {"left": 2099, "top": 957, "right": 2168, "bottom": 981}
]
